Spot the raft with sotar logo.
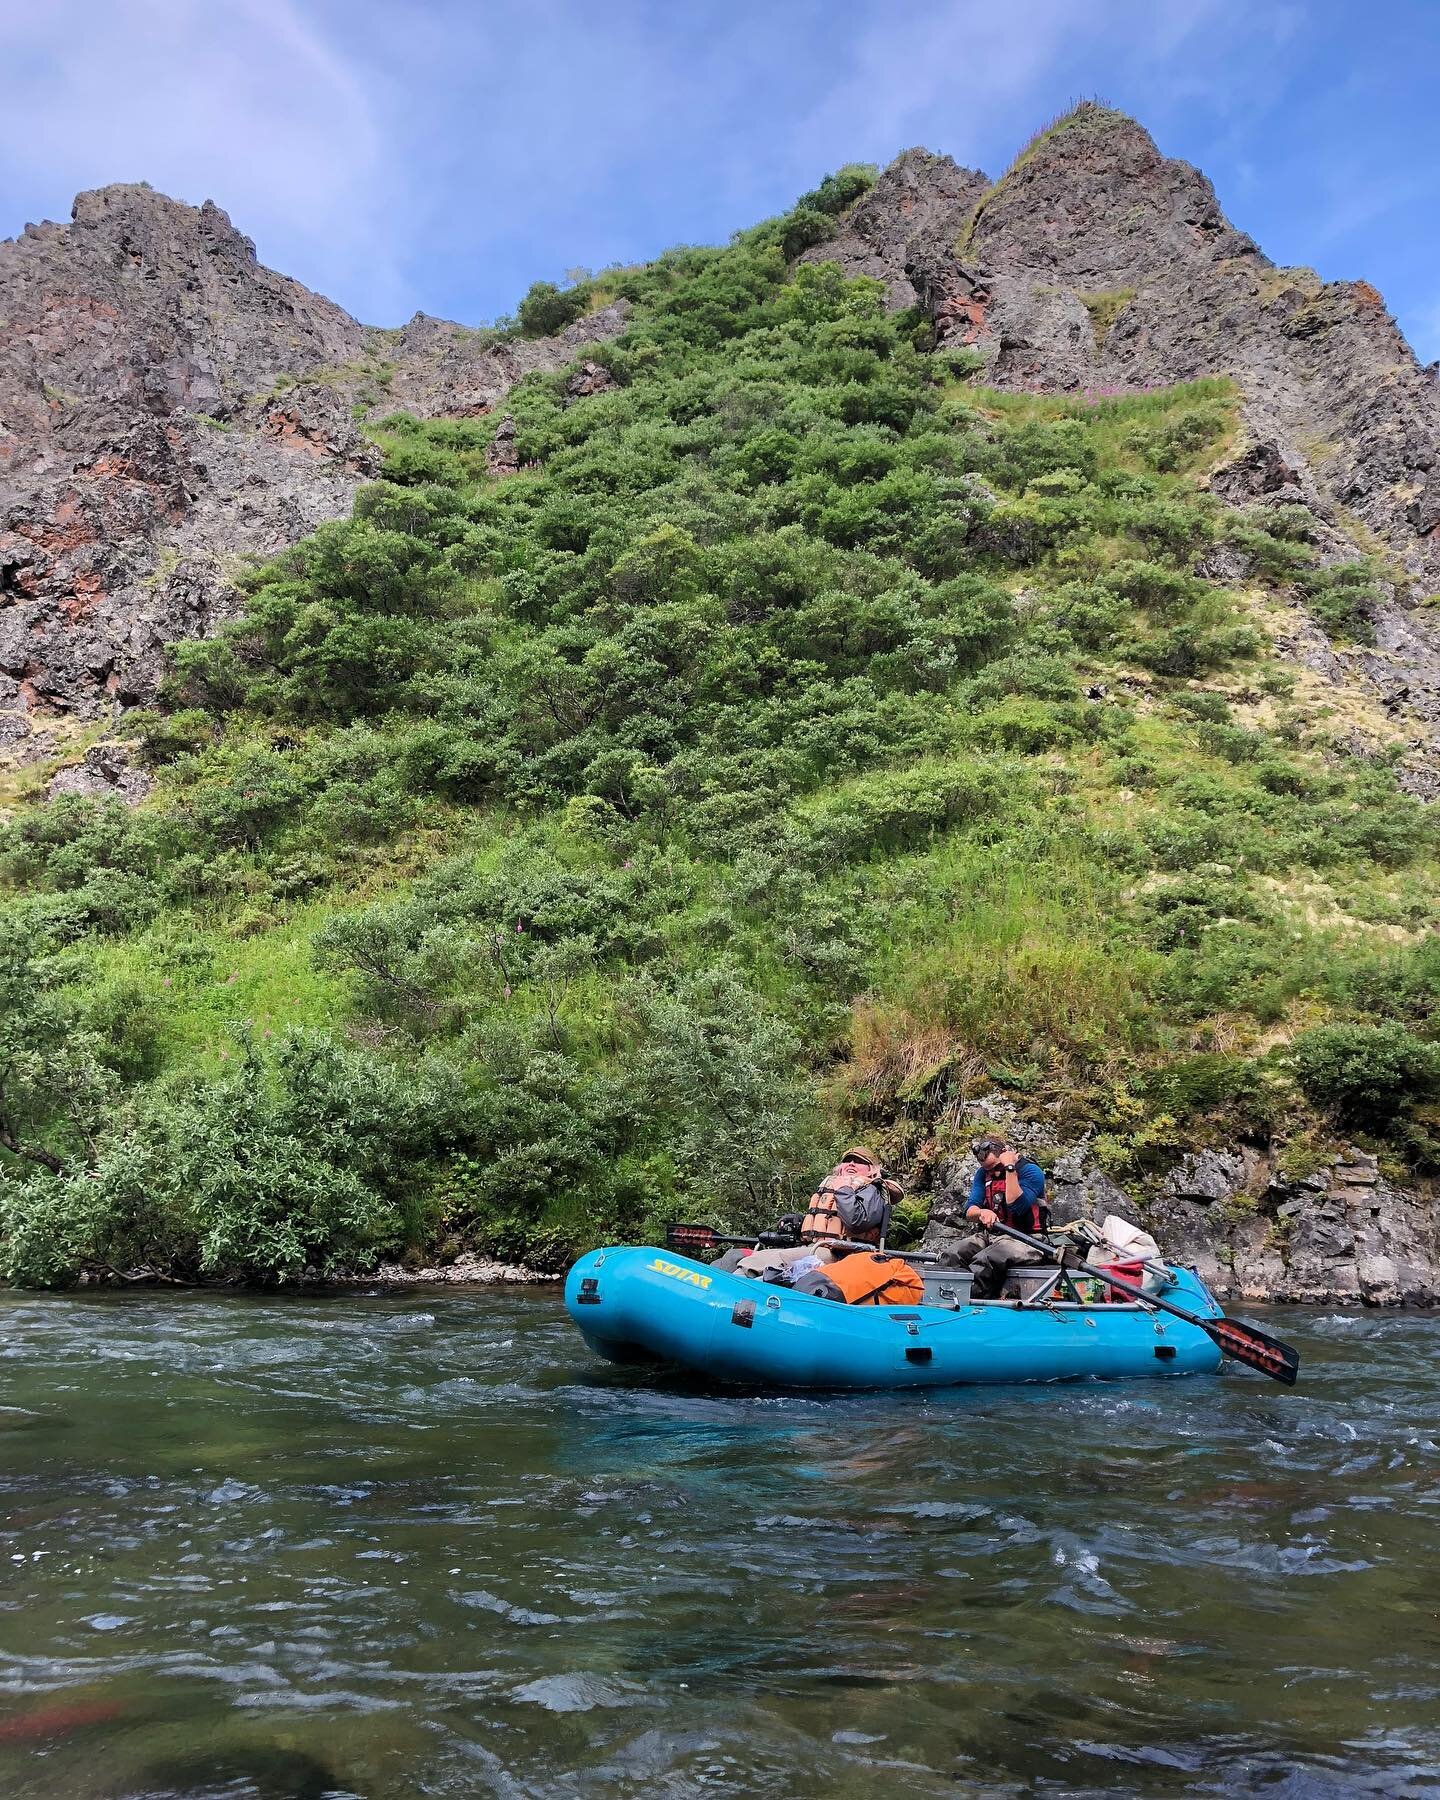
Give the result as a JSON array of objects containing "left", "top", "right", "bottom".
[{"left": 563, "top": 1245, "right": 1225, "bottom": 1389}]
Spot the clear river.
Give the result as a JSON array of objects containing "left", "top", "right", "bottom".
[{"left": 1, "top": 1289, "right": 1437, "bottom": 1798}]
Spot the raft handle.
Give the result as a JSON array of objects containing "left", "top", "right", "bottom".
[
  {"left": 731, "top": 1301, "right": 755, "bottom": 1329},
  {"left": 905, "top": 1346, "right": 933, "bottom": 1364}
]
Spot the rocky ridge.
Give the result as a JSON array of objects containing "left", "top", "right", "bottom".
[
  {"left": 844, "top": 110, "right": 1440, "bottom": 791},
  {"left": 0, "top": 183, "right": 627, "bottom": 786}
]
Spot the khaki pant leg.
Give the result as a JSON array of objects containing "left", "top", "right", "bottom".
[
  {"left": 950, "top": 1233, "right": 988, "bottom": 1266},
  {"left": 970, "top": 1238, "right": 1044, "bottom": 1298}
]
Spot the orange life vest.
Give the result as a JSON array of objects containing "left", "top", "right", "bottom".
[
  {"left": 826, "top": 1253, "right": 925, "bottom": 1307},
  {"left": 800, "top": 1150, "right": 900, "bottom": 1246}
]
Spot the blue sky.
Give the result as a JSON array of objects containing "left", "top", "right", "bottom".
[{"left": 3, "top": 1, "right": 1437, "bottom": 361}]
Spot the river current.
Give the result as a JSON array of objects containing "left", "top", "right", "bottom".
[{"left": 1, "top": 1289, "right": 1437, "bottom": 1798}]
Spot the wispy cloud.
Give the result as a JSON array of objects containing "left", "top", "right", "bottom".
[
  {"left": 0, "top": 0, "right": 413, "bottom": 317},
  {"left": 782, "top": 0, "right": 1231, "bottom": 181}
]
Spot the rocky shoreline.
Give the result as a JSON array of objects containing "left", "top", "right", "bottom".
[
  {"left": 923, "top": 1102, "right": 1439, "bottom": 1307},
  {"left": 336, "top": 1252, "right": 554, "bottom": 1288}
]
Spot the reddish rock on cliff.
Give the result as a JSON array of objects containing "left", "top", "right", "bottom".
[{"left": 0, "top": 184, "right": 625, "bottom": 727}]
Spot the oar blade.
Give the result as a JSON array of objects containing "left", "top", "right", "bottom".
[
  {"left": 665, "top": 1222, "right": 721, "bottom": 1255},
  {"left": 1208, "top": 1316, "right": 1300, "bottom": 1386}
]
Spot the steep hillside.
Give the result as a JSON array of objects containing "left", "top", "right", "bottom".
[
  {"left": 0, "top": 117, "right": 1437, "bottom": 1299},
  {"left": 0, "top": 183, "right": 628, "bottom": 743},
  {"left": 893, "top": 110, "right": 1440, "bottom": 794}
]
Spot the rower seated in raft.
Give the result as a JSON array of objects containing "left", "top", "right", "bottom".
[{"left": 945, "top": 1135, "right": 1050, "bottom": 1300}]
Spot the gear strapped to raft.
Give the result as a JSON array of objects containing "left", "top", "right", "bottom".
[
  {"left": 800, "top": 1148, "right": 903, "bottom": 1247},
  {"left": 824, "top": 1253, "right": 925, "bottom": 1307}
]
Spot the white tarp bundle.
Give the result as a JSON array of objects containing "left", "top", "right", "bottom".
[{"left": 1088, "top": 1214, "right": 1162, "bottom": 1266}]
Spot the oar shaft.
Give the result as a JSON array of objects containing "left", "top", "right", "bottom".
[
  {"left": 988, "top": 1220, "right": 1207, "bottom": 1324},
  {"left": 990, "top": 1221, "right": 1298, "bottom": 1384}
]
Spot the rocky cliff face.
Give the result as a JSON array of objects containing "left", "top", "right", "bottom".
[
  {"left": 888, "top": 109, "right": 1440, "bottom": 787},
  {"left": 0, "top": 183, "right": 626, "bottom": 773},
  {"left": 798, "top": 148, "right": 989, "bottom": 309},
  {"left": 924, "top": 1105, "right": 1439, "bottom": 1306}
]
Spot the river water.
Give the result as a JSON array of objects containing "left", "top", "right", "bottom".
[{"left": 1, "top": 1290, "right": 1437, "bottom": 1799}]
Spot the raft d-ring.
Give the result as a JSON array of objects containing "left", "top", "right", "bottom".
[
  {"left": 765, "top": 1294, "right": 781, "bottom": 1310},
  {"left": 594, "top": 1252, "right": 606, "bottom": 1267}
]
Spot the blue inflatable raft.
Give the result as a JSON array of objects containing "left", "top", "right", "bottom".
[{"left": 564, "top": 1246, "right": 1225, "bottom": 1388}]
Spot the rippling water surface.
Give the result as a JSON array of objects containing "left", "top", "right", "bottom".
[{"left": 1, "top": 1289, "right": 1438, "bottom": 1797}]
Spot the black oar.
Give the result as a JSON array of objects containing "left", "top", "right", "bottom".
[
  {"left": 989, "top": 1220, "right": 1299, "bottom": 1386},
  {"left": 665, "top": 1223, "right": 790, "bottom": 1255}
]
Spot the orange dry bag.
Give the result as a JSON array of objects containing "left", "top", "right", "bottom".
[{"left": 826, "top": 1253, "right": 924, "bottom": 1307}]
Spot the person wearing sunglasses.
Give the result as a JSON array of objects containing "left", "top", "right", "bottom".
[{"left": 949, "top": 1135, "right": 1049, "bottom": 1299}]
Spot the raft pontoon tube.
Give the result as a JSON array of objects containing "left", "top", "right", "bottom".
[{"left": 564, "top": 1246, "right": 1224, "bottom": 1389}]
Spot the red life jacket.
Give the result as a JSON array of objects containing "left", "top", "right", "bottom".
[{"left": 977, "top": 1162, "right": 1046, "bottom": 1236}]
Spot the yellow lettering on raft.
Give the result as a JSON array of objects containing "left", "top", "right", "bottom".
[{"left": 647, "top": 1257, "right": 713, "bottom": 1289}]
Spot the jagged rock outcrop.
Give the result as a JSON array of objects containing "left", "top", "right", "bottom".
[
  {"left": 799, "top": 148, "right": 989, "bottom": 309},
  {"left": 885, "top": 109, "right": 1440, "bottom": 777},
  {"left": 903, "top": 108, "right": 1440, "bottom": 583},
  {"left": 922, "top": 1118, "right": 1438, "bottom": 1306},
  {"left": 0, "top": 184, "right": 626, "bottom": 729}
]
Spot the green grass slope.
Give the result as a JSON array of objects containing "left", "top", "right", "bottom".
[{"left": 2, "top": 176, "right": 1437, "bottom": 1283}]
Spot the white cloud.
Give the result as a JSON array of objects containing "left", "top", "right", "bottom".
[{"left": 0, "top": 0, "right": 413, "bottom": 317}]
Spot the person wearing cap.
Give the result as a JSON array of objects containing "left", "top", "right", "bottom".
[
  {"left": 949, "top": 1135, "right": 1049, "bottom": 1299},
  {"left": 713, "top": 1146, "right": 898, "bottom": 1280}
]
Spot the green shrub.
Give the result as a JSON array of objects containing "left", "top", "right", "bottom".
[
  {"left": 796, "top": 165, "right": 877, "bottom": 216},
  {"left": 1289, "top": 1022, "right": 1440, "bottom": 1127},
  {"left": 1300, "top": 561, "right": 1384, "bottom": 645},
  {"left": 1123, "top": 404, "right": 1228, "bottom": 471},
  {"left": 0, "top": 1031, "right": 456, "bottom": 1286},
  {"left": 627, "top": 965, "right": 822, "bottom": 1212},
  {"left": 517, "top": 279, "right": 593, "bottom": 337}
]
